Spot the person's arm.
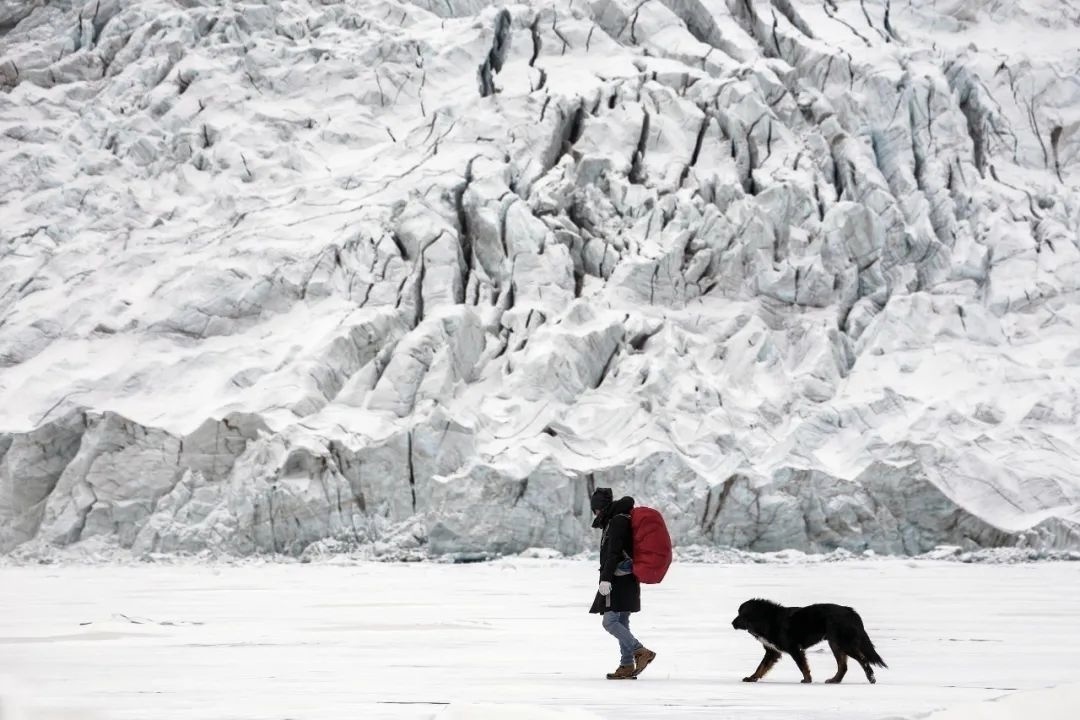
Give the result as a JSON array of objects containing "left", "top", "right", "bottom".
[{"left": 600, "top": 514, "right": 630, "bottom": 582}]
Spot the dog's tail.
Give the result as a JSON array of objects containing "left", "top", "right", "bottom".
[{"left": 859, "top": 631, "right": 887, "bottom": 668}]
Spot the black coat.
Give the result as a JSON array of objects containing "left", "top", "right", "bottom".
[{"left": 589, "top": 496, "right": 641, "bottom": 614}]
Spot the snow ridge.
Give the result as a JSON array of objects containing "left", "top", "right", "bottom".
[{"left": 1, "top": 0, "right": 1079, "bottom": 558}]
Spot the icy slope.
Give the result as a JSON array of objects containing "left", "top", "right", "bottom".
[{"left": 1, "top": 0, "right": 1079, "bottom": 557}]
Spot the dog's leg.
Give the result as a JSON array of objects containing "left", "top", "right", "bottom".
[
  {"left": 855, "top": 655, "right": 876, "bottom": 684},
  {"left": 791, "top": 649, "right": 812, "bottom": 683},
  {"left": 743, "top": 649, "right": 781, "bottom": 682},
  {"left": 825, "top": 639, "right": 847, "bottom": 684}
]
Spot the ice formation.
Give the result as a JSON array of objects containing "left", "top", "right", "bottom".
[{"left": 1, "top": 0, "right": 1079, "bottom": 557}]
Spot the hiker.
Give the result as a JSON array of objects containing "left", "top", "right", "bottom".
[{"left": 589, "top": 487, "right": 657, "bottom": 679}]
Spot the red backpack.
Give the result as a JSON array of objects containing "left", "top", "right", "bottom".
[{"left": 630, "top": 506, "right": 673, "bottom": 584}]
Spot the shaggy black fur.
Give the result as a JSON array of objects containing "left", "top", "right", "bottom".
[{"left": 732, "top": 598, "right": 887, "bottom": 684}]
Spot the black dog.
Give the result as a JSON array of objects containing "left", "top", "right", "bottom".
[{"left": 732, "top": 599, "right": 887, "bottom": 684}]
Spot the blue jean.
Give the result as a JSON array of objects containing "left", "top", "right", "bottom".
[{"left": 602, "top": 611, "right": 643, "bottom": 666}]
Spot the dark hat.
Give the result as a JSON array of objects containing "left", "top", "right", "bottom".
[{"left": 590, "top": 487, "right": 613, "bottom": 513}]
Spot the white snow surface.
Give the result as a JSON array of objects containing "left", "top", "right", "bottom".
[
  {"left": 918, "top": 684, "right": 1080, "bottom": 720},
  {"left": 1, "top": 559, "right": 1079, "bottom": 719},
  {"left": 2, "top": 0, "right": 1080, "bottom": 558}
]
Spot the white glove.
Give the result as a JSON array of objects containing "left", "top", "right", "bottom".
[{"left": 598, "top": 581, "right": 612, "bottom": 596}]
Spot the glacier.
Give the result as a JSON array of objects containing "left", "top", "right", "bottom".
[{"left": 1, "top": 0, "right": 1079, "bottom": 558}]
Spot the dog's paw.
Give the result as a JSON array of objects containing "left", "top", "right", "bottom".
[
  {"left": 800, "top": 678, "right": 813, "bottom": 684},
  {"left": 824, "top": 678, "right": 840, "bottom": 684},
  {"left": 742, "top": 676, "right": 758, "bottom": 683},
  {"left": 868, "top": 676, "right": 876, "bottom": 685}
]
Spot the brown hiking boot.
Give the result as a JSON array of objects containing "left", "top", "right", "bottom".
[
  {"left": 633, "top": 647, "right": 657, "bottom": 676},
  {"left": 606, "top": 664, "right": 637, "bottom": 680}
]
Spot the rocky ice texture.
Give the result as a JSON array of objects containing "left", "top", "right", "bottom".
[{"left": 2, "top": 0, "right": 1079, "bottom": 558}]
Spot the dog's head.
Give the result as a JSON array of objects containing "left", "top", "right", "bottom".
[{"left": 732, "top": 598, "right": 784, "bottom": 632}]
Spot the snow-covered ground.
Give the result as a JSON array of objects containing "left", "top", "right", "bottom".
[{"left": 1, "top": 559, "right": 1077, "bottom": 719}]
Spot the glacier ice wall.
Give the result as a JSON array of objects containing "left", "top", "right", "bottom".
[{"left": 2, "top": 0, "right": 1080, "bottom": 557}]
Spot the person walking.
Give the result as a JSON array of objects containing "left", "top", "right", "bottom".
[{"left": 588, "top": 487, "right": 657, "bottom": 679}]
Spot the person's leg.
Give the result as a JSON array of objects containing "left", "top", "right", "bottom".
[
  {"left": 602, "top": 611, "right": 637, "bottom": 667},
  {"left": 618, "top": 612, "right": 644, "bottom": 653},
  {"left": 623, "top": 612, "right": 657, "bottom": 676}
]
